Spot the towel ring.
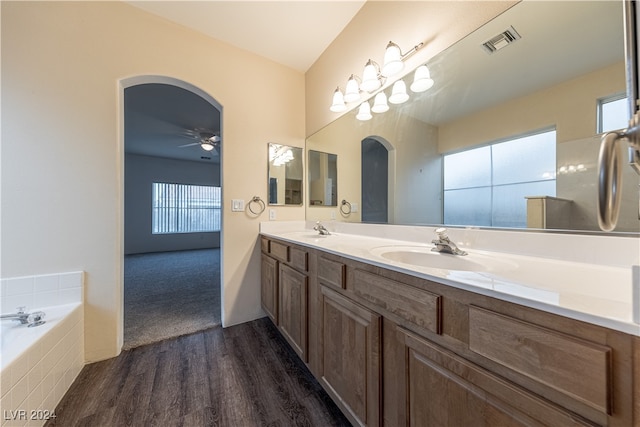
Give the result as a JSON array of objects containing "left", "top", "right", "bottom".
[
  {"left": 340, "top": 199, "right": 351, "bottom": 215},
  {"left": 248, "top": 196, "right": 265, "bottom": 215},
  {"left": 597, "top": 111, "right": 640, "bottom": 231}
]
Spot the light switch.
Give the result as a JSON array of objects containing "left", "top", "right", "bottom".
[{"left": 231, "top": 199, "right": 245, "bottom": 212}]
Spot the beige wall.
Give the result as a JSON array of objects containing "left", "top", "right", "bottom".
[
  {"left": 1, "top": 1, "right": 304, "bottom": 362},
  {"left": 305, "top": 1, "right": 517, "bottom": 137},
  {"left": 306, "top": 110, "right": 442, "bottom": 224},
  {"left": 439, "top": 62, "right": 626, "bottom": 152}
]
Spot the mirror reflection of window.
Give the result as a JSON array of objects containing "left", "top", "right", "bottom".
[
  {"left": 443, "top": 129, "right": 557, "bottom": 227},
  {"left": 598, "top": 94, "right": 629, "bottom": 133}
]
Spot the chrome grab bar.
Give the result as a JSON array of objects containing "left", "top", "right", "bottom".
[{"left": 597, "top": 112, "right": 640, "bottom": 231}]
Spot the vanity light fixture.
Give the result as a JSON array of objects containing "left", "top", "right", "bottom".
[
  {"left": 329, "top": 40, "right": 424, "bottom": 113},
  {"left": 330, "top": 87, "right": 347, "bottom": 113},
  {"left": 356, "top": 101, "right": 373, "bottom": 121},
  {"left": 371, "top": 92, "right": 390, "bottom": 113},
  {"left": 269, "top": 144, "right": 295, "bottom": 166},
  {"left": 388, "top": 80, "right": 410, "bottom": 104},
  {"left": 344, "top": 75, "right": 361, "bottom": 103},
  {"left": 410, "top": 65, "right": 434, "bottom": 93}
]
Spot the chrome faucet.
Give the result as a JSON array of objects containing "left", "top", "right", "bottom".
[
  {"left": 431, "top": 228, "right": 467, "bottom": 256},
  {"left": 1, "top": 307, "right": 46, "bottom": 327},
  {"left": 313, "top": 221, "right": 331, "bottom": 235}
]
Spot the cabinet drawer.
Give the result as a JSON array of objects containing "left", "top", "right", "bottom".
[
  {"left": 318, "top": 256, "right": 345, "bottom": 289},
  {"left": 270, "top": 240, "right": 290, "bottom": 263},
  {"left": 469, "top": 306, "right": 612, "bottom": 416},
  {"left": 398, "top": 327, "right": 594, "bottom": 427},
  {"left": 290, "top": 247, "right": 308, "bottom": 272},
  {"left": 260, "top": 237, "right": 270, "bottom": 253},
  {"left": 352, "top": 269, "right": 441, "bottom": 335}
]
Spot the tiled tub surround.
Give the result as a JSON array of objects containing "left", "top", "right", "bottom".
[
  {"left": 260, "top": 221, "right": 640, "bottom": 336},
  {"left": 1, "top": 272, "right": 84, "bottom": 427}
]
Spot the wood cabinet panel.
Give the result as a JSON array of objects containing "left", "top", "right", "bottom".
[
  {"left": 398, "top": 327, "right": 592, "bottom": 427},
  {"left": 320, "top": 286, "right": 381, "bottom": 427},
  {"left": 270, "top": 240, "right": 290, "bottom": 263},
  {"left": 278, "top": 263, "right": 308, "bottom": 361},
  {"left": 351, "top": 268, "right": 441, "bottom": 335},
  {"left": 290, "top": 246, "right": 308, "bottom": 272},
  {"left": 318, "top": 256, "right": 345, "bottom": 289},
  {"left": 260, "top": 237, "right": 270, "bottom": 253},
  {"left": 469, "top": 306, "right": 612, "bottom": 416},
  {"left": 261, "top": 254, "right": 278, "bottom": 324}
]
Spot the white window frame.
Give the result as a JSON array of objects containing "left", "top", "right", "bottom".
[{"left": 597, "top": 93, "right": 628, "bottom": 133}]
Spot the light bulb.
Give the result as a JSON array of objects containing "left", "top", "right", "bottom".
[
  {"left": 382, "top": 41, "right": 404, "bottom": 77},
  {"left": 410, "top": 65, "right": 434, "bottom": 93},
  {"left": 360, "top": 60, "right": 381, "bottom": 92},
  {"left": 344, "top": 75, "right": 361, "bottom": 103},
  {"left": 371, "top": 92, "right": 389, "bottom": 113},
  {"left": 356, "top": 101, "right": 372, "bottom": 121},
  {"left": 330, "top": 87, "right": 347, "bottom": 112},
  {"left": 389, "top": 80, "right": 409, "bottom": 104}
]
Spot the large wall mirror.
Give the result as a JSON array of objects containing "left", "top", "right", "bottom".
[
  {"left": 268, "top": 143, "right": 303, "bottom": 205},
  {"left": 308, "top": 150, "right": 338, "bottom": 206},
  {"left": 306, "top": 1, "right": 640, "bottom": 233}
]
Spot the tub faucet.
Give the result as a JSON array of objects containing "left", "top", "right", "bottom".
[
  {"left": 313, "top": 221, "right": 331, "bottom": 235},
  {"left": 1, "top": 307, "right": 46, "bottom": 327},
  {"left": 431, "top": 228, "right": 467, "bottom": 256}
]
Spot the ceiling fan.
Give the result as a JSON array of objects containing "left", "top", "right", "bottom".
[{"left": 178, "top": 131, "right": 221, "bottom": 153}]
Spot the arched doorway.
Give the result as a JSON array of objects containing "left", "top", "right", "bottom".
[
  {"left": 120, "top": 76, "right": 223, "bottom": 349},
  {"left": 361, "top": 136, "right": 393, "bottom": 223}
]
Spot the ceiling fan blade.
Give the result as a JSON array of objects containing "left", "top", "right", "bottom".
[{"left": 178, "top": 142, "right": 200, "bottom": 148}]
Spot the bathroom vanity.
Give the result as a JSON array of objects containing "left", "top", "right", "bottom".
[{"left": 260, "top": 224, "right": 639, "bottom": 427}]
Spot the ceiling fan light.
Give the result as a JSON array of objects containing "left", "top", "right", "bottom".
[
  {"left": 360, "top": 60, "right": 381, "bottom": 92},
  {"left": 355, "top": 101, "right": 372, "bottom": 121},
  {"left": 200, "top": 142, "right": 215, "bottom": 151},
  {"left": 330, "top": 87, "right": 347, "bottom": 112},
  {"left": 389, "top": 80, "right": 410, "bottom": 104},
  {"left": 410, "top": 65, "right": 434, "bottom": 93},
  {"left": 382, "top": 41, "right": 404, "bottom": 77},
  {"left": 344, "top": 75, "right": 361, "bottom": 103},
  {"left": 371, "top": 92, "right": 389, "bottom": 113}
]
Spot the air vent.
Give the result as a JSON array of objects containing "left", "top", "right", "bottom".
[{"left": 482, "top": 26, "right": 521, "bottom": 54}]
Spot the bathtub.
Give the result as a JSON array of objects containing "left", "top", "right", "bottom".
[{"left": 1, "top": 297, "right": 84, "bottom": 427}]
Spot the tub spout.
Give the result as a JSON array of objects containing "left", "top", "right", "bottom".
[{"left": 1, "top": 307, "right": 46, "bottom": 326}]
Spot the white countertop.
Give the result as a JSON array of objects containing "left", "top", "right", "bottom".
[{"left": 261, "top": 221, "right": 640, "bottom": 336}]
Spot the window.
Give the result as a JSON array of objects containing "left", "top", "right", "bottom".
[
  {"left": 152, "top": 183, "right": 221, "bottom": 234},
  {"left": 443, "top": 129, "right": 556, "bottom": 228},
  {"left": 598, "top": 94, "right": 628, "bottom": 133}
]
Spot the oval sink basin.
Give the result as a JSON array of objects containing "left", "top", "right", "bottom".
[{"left": 370, "top": 245, "right": 518, "bottom": 273}]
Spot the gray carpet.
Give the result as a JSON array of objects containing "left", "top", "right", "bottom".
[{"left": 123, "top": 248, "right": 221, "bottom": 350}]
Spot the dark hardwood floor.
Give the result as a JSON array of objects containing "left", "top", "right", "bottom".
[{"left": 47, "top": 318, "right": 351, "bottom": 427}]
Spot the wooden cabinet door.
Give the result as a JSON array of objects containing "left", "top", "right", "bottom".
[
  {"left": 395, "top": 327, "right": 592, "bottom": 427},
  {"left": 261, "top": 254, "right": 278, "bottom": 324},
  {"left": 278, "top": 263, "right": 308, "bottom": 361},
  {"left": 320, "top": 286, "right": 381, "bottom": 427}
]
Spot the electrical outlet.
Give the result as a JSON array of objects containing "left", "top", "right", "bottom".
[
  {"left": 330, "top": 211, "right": 336, "bottom": 220},
  {"left": 231, "top": 199, "right": 245, "bottom": 212},
  {"left": 351, "top": 203, "right": 359, "bottom": 213},
  {"left": 269, "top": 209, "right": 276, "bottom": 220}
]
